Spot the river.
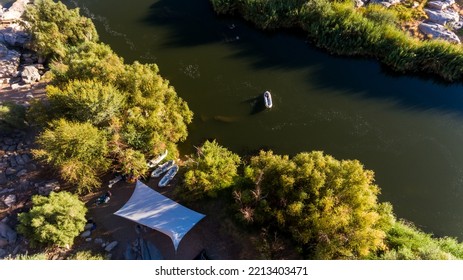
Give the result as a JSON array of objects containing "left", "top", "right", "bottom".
[{"left": 37, "top": 0, "right": 463, "bottom": 240}]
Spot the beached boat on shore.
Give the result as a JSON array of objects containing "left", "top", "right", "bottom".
[
  {"left": 151, "top": 160, "right": 174, "bottom": 178},
  {"left": 159, "top": 164, "right": 179, "bottom": 187},
  {"left": 264, "top": 90, "right": 272, "bottom": 108},
  {"left": 147, "top": 150, "right": 168, "bottom": 168}
]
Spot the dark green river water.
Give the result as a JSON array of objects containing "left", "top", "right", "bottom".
[{"left": 30, "top": 0, "right": 463, "bottom": 239}]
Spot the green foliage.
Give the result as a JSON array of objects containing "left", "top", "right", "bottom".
[
  {"left": 377, "top": 221, "right": 463, "bottom": 260},
  {"left": 68, "top": 250, "right": 105, "bottom": 260},
  {"left": 362, "top": 4, "right": 398, "bottom": 26},
  {"left": 33, "top": 119, "right": 110, "bottom": 194},
  {"left": 236, "top": 150, "right": 393, "bottom": 259},
  {"left": 50, "top": 42, "right": 125, "bottom": 86},
  {"left": 5, "top": 253, "right": 48, "bottom": 260},
  {"left": 182, "top": 140, "right": 241, "bottom": 199},
  {"left": 17, "top": 191, "right": 87, "bottom": 248},
  {"left": 113, "top": 148, "right": 148, "bottom": 180},
  {"left": 0, "top": 102, "right": 26, "bottom": 131},
  {"left": 47, "top": 80, "right": 125, "bottom": 126},
  {"left": 23, "top": 0, "right": 98, "bottom": 59},
  {"left": 118, "top": 62, "right": 193, "bottom": 154}
]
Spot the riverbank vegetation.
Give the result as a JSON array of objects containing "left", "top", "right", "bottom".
[
  {"left": 210, "top": 0, "right": 463, "bottom": 81},
  {"left": 181, "top": 141, "right": 463, "bottom": 259},
  {"left": 25, "top": 0, "right": 192, "bottom": 193}
]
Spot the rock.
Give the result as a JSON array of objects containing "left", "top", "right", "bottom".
[
  {"left": 38, "top": 180, "right": 60, "bottom": 196},
  {"left": 1, "top": 0, "right": 30, "bottom": 22},
  {"left": 21, "top": 65, "right": 40, "bottom": 84},
  {"left": 355, "top": 0, "right": 365, "bottom": 7},
  {"left": 427, "top": 1, "right": 451, "bottom": 10},
  {"left": 3, "top": 194, "right": 16, "bottom": 207},
  {"left": 419, "top": 22, "right": 461, "bottom": 43},
  {"left": 424, "top": 8, "right": 459, "bottom": 25},
  {"left": 5, "top": 167, "right": 16, "bottom": 176},
  {"left": 84, "top": 223, "right": 95, "bottom": 231},
  {"left": 0, "top": 172, "right": 6, "bottom": 185},
  {"left": 21, "top": 154, "right": 31, "bottom": 163},
  {"left": 15, "top": 155, "right": 24, "bottom": 165},
  {"left": 369, "top": 0, "right": 401, "bottom": 7},
  {"left": 18, "top": 178, "right": 29, "bottom": 188},
  {"left": 8, "top": 156, "right": 17, "bottom": 167},
  {"left": 0, "top": 43, "right": 20, "bottom": 78},
  {"left": 0, "top": 26, "right": 29, "bottom": 47},
  {"left": 0, "top": 222, "right": 17, "bottom": 244},
  {"left": 26, "top": 163, "right": 36, "bottom": 171},
  {"left": 0, "top": 238, "right": 7, "bottom": 248},
  {"left": 0, "top": 188, "right": 13, "bottom": 195},
  {"left": 104, "top": 241, "right": 118, "bottom": 252},
  {"left": 94, "top": 238, "right": 104, "bottom": 244},
  {"left": 12, "top": 245, "right": 20, "bottom": 255},
  {"left": 16, "top": 169, "right": 27, "bottom": 177},
  {"left": 85, "top": 238, "right": 92, "bottom": 242},
  {"left": 80, "top": 230, "right": 91, "bottom": 238}
]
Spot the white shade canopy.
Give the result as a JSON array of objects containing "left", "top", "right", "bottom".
[{"left": 114, "top": 181, "right": 205, "bottom": 250}]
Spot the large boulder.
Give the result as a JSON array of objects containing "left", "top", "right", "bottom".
[
  {"left": 21, "top": 65, "right": 40, "bottom": 84},
  {"left": 0, "top": 26, "right": 29, "bottom": 47},
  {"left": 0, "top": 222, "right": 17, "bottom": 246},
  {"left": 424, "top": 8, "right": 459, "bottom": 25},
  {"left": 1, "top": 0, "right": 30, "bottom": 22},
  {"left": 0, "top": 43, "right": 20, "bottom": 79},
  {"left": 419, "top": 22, "right": 461, "bottom": 43},
  {"left": 427, "top": 1, "right": 451, "bottom": 10}
]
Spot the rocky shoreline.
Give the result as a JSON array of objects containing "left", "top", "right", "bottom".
[
  {"left": 0, "top": 0, "right": 43, "bottom": 94},
  {"left": 356, "top": 0, "right": 463, "bottom": 44}
]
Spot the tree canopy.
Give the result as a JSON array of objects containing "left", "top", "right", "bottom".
[
  {"left": 17, "top": 191, "right": 87, "bottom": 248},
  {"left": 235, "top": 150, "right": 394, "bottom": 259},
  {"left": 33, "top": 119, "right": 110, "bottom": 194},
  {"left": 183, "top": 140, "right": 241, "bottom": 199},
  {"left": 46, "top": 79, "right": 125, "bottom": 126},
  {"left": 50, "top": 42, "right": 125, "bottom": 85},
  {"left": 23, "top": 0, "right": 98, "bottom": 59}
]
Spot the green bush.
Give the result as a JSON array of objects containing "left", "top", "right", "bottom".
[
  {"left": 50, "top": 42, "right": 125, "bottom": 86},
  {"left": 377, "top": 221, "right": 463, "bottom": 260},
  {"left": 68, "top": 250, "right": 105, "bottom": 260},
  {"left": 182, "top": 140, "right": 241, "bottom": 200},
  {"left": 17, "top": 191, "right": 87, "bottom": 248},
  {"left": 23, "top": 0, "right": 98, "bottom": 60},
  {"left": 33, "top": 119, "right": 110, "bottom": 194},
  {"left": 0, "top": 102, "right": 26, "bottom": 131},
  {"left": 47, "top": 79, "right": 125, "bottom": 126},
  {"left": 235, "top": 150, "right": 394, "bottom": 259}
]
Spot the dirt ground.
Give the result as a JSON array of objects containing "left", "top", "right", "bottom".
[{"left": 83, "top": 176, "right": 258, "bottom": 260}]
